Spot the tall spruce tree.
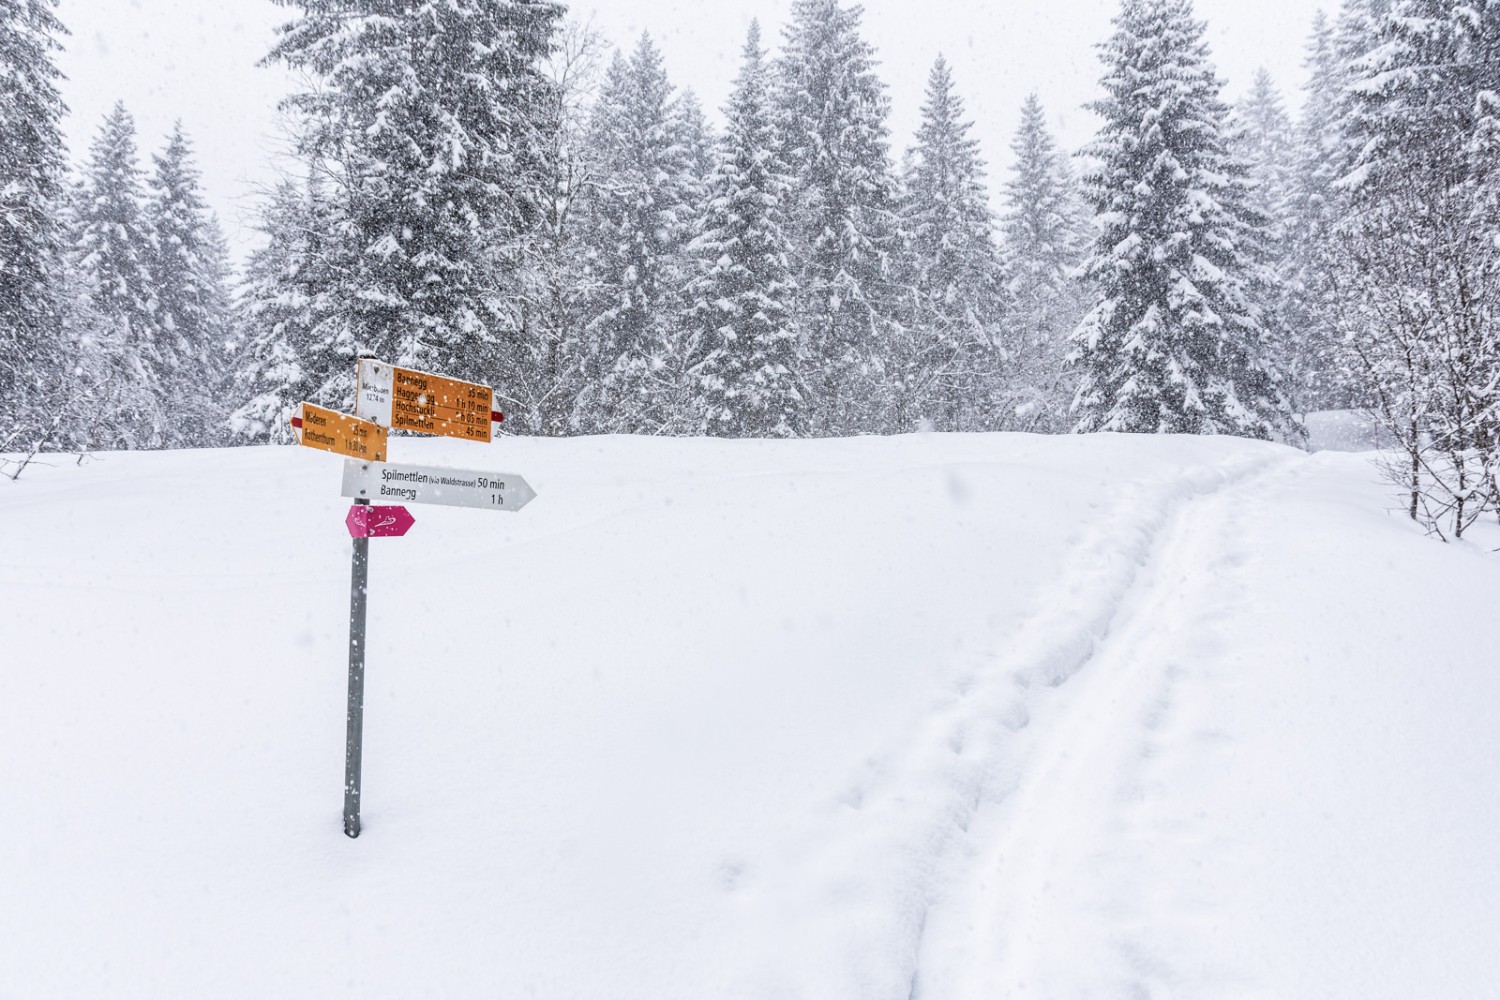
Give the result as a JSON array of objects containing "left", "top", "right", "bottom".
[
  {"left": 1471, "top": 6, "right": 1500, "bottom": 200},
  {"left": 776, "top": 0, "right": 900, "bottom": 434},
  {"left": 1231, "top": 69, "right": 1300, "bottom": 413},
  {"left": 1071, "top": 0, "right": 1290, "bottom": 438},
  {"left": 575, "top": 35, "right": 700, "bottom": 432},
  {"left": 999, "top": 93, "right": 1090, "bottom": 431},
  {"left": 1235, "top": 70, "right": 1296, "bottom": 238},
  {"left": 893, "top": 56, "right": 1006, "bottom": 432},
  {"left": 0, "top": 0, "right": 72, "bottom": 448},
  {"left": 75, "top": 103, "right": 156, "bottom": 347},
  {"left": 1342, "top": 0, "right": 1500, "bottom": 195},
  {"left": 676, "top": 89, "right": 717, "bottom": 190},
  {"left": 1284, "top": 10, "right": 1354, "bottom": 408},
  {"left": 231, "top": 177, "right": 352, "bottom": 443},
  {"left": 651, "top": 85, "right": 719, "bottom": 431},
  {"left": 1329, "top": 0, "right": 1395, "bottom": 191},
  {"left": 147, "top": 122, "right": 232, "bottom": 445},
  {"left": 73, "top": 102, "right": 168, "bottom": 448},
  {"left": 682, "top": 21, "right": 803, "bottom": 438},
  {"left": 261, "top": 0, "right": 562, "bottom": 393}
]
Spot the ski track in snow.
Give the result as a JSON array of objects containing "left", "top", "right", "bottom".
[
  {"left": 728, "top": 448, "right": 1298, "bottom": 999},
  {"left": 915, "top": 452, "right": 1302, "bottom": 999}
]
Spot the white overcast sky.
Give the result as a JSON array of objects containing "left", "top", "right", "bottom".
[{"left": 52, "top": 0, "right": 1324, "bottom": 264}]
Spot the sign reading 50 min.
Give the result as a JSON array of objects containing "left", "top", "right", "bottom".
[{"left": 356, "top": 359, "right": 495, "bottom": 443}]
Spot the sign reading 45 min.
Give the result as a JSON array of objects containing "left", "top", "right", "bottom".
[{"left": 355, "top": 359, "right": 499, "bottom": 443}]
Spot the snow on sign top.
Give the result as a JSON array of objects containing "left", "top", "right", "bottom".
[
  {"left": 292, "top": 402, "right": 388, "bottom": 462},
  {"left": 355, "top": 359, "right": 496, "bottom": 443}
]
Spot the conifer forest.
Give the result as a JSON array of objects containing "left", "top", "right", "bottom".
[{"left": 3, "top": 0, "right": 1499, "bottom": 535}]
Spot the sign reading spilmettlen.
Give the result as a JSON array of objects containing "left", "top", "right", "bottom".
[
  {"left": 342, "top": 459, "right": 537, "bottom": 513},
  {"left": 356, "top": 359, "right": 494, "bottom": 443}
]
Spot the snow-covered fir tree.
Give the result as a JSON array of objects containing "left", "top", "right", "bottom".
[
  {"left": 775, "top": 0, "right": 900, "bottom": 435},
  {"left": 258, "top": 0, "right": 561, "bottom": 404},
  {"left": 676, "top": 89, "right": 717, "bottom": 191},
  {"left": 1290, "top": 10, "right": 1344, "bottom": 230},
  {"left": 146, "top": 122, "right": 233, "bottom": 445},
  {"left": 1327, "top": 0, "right": 1395, "bottom": 191},
  {"left": 1071, "top": 0, "right": 1290, "bottom": 439},
  {"left": 1234, "top": 70, "right": 1296, "bottom": 240},
  {"left": 1284, "top": 10, "right": 1355, "bottom": 409},
  {"left": 1230, "top": 69, "right": 1300, "bottom": 412},
  {"left": 575, "top": 35, "right": 701, "bottom": 433},
  {"left": 198, "top": 217, "right": 235, "bottom": 353},
  {"left": 1341, "top": 0, "right": 1500, "bottom": 196},
  {"left": 72, "top": 101, "right": 169, "bottom": 448},
  {"left": 44, "top": 202, "right": 157, "bottom": 459},
  {"left": 230, "top": 178, "right": 350, "bottom": 443},
  {"left": 75, "top": 104, "right": 156, "bottom": 349},
  {"left": 681, "top": 21, "right": 804, "bottom": 438},
  {"left": 0, "top": 0, "right": 73, "bottom": 450},
  {"left": 891, "top": 55, "right": 1007, "bottom": 432},
  {"left": 1334, "top": 0, "right": 1394, "bottom": 84},
  {"left": 998, "top": 93, "right": 1090, "bottom": 431},
  {"left": 650, "top": 85, "right": 720, "bottom": 431}
]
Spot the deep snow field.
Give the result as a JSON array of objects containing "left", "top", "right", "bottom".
[{"left": 2, "top": 432, "right": 1498, "bottom": 999}]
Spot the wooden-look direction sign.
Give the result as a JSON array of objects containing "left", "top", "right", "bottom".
[
  {"left": 342, "top": 459, "right": 537, "bottom": 512},
  {"left": 292, "top": 402, "right": 388, "bottom": 461},
  {"left": 355, "top": 359, "right": 499, "bottom": 443}
]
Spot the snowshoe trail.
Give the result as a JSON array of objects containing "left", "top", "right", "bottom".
[
  {"left": 730, "top": 448, "right": 1299, "bottom": 998},
  {"left": 915, "top": 452, "right": 1304, "bottom": 998}
]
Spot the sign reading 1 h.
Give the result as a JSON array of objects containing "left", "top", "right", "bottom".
[
  {"left": 342, "top": 459, "right": 536, "bottom": 512},
  {"left": 355, "top": 359, "right": 502, "bottom": 443}
]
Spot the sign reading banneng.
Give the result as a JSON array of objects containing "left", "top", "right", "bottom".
[
  {"left": 356, "top": 359, "right": 495, "bottom": 443},
  {"left": 341, "top": 459, "right": 537, "bottom": 512}
]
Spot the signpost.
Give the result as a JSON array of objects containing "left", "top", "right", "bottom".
[
  {"left": 355, "top": 359, "right": 503, "bottom": 443},
  {"left": 291, "top": 402, "right": 388, "bottom": 461},
  {"left": 341, "top": 459, "right": 537, "bottom": 512},
  {"left": 294, "top": 358, "right": 536, "bottom": 840}
]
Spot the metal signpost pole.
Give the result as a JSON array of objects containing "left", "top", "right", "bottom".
[{"left": 344, "top": 497, "right": 371, "bottom": 838}]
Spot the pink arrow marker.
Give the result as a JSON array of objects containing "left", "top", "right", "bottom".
[{"left": 346, "top": 505, "right": 415, "bottom": 539}]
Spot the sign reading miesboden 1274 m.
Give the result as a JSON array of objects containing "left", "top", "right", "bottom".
[{"left": 356, "top": 359, "right": 494, "bottom": 443}]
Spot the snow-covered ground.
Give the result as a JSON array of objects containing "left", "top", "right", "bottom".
[{"left": 2, "top": 433, "right": 1497, "bottom": 998}]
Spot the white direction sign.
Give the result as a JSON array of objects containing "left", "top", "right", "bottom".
[{"left": 342, "top": 459, "right": 537, "bottom": 512}]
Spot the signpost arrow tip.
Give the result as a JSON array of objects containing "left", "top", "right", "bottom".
[{"left": 511, "top": 480, "right": 538, "bottom": 511}]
